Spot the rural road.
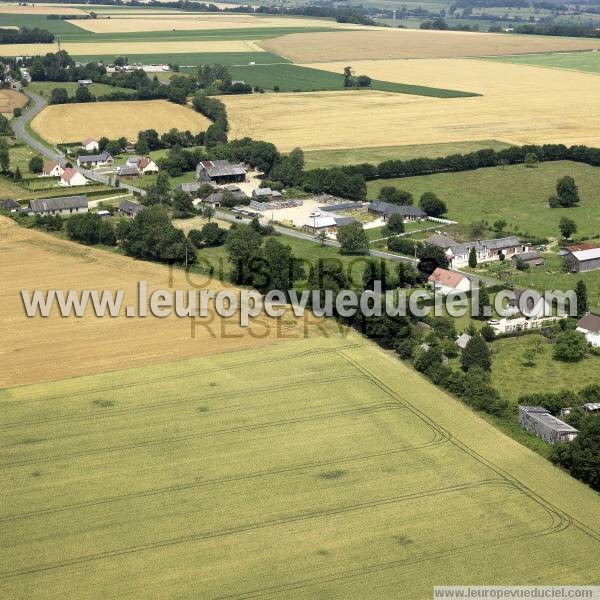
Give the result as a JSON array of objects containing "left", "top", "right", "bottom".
[{"left": 14, "top": 91, "right": 146, "bottom": 196}]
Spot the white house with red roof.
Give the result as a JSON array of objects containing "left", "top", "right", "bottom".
[
  {"left": 81, "top": 138, "right": 99, "bottom": 152},
  {"left": 60, "top": 168, "right": 88, "bottom": 187},
  {"left": 428, "top": 267, "right": 471, "bottom": 295},
  {"left": 40, "top": 160, "right": 64, "bottom": 178},
  {"left": 138, "top": 157, "right": 159, "bottom": 174}
]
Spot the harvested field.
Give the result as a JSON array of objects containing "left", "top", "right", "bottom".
[
  {"left": 260, "top": 28, "right": 600, "bottom": 62},
  {"left": 68, "top": 15, "right": 357, "bottom": 33},
  {"left": 0, "top": 217, "right": 324, "bottom": 387},
  {"left": 223, "top": 59, "right": 600, "bottom": 151},
  {"left": 31, "top": 100, "right": 211, "bottom": 144},
  {"left": 0, "top": 89, "right": 27, "bottom": 114},
  {"left": 303, "top": 57, "right": 600, "bottom": 96},
  {"left": 1, "top": 335, "right": 600, "bottom": 597},
  {"left": 0, "top": 4, "right": 87, "bottom": 14},
  {"left": 0, "top": 40, "right": 263, "bottom": 57}
]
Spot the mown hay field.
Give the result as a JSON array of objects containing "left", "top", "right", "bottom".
[
  {"left": 0, "top": 217, "right": 323, "bottom": 387},
  {"left": 223, "top": 59, "right": 600, "bottom": 151},
  {"left": 1, "top": 336, "right": 599, "bottom": 598},
  {"left": 0, "top": 39, "right": 264, "bottom": 57},
  {"left": 31, "top": 100, "right": 211, "bottom": 144},
  {"left": 68, "top": 14, "right": 361, "bottom": 33},
  {"left": 0, "top": 89, "right": 27, "bottom": 114},
  {"left": 260, "top": 28, "right": 600, "bottom": 62}
]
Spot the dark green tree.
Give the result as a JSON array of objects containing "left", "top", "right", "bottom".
[
  {"left": 336, "top": 221, "right": 369, "bottom": 255},
  {"left": 553, "top": 330, "right": 587, "bottom": 362},
  {"left": 383, "top": 213, "right": 404, "bottom": 236},
  {"left": 468, "top": 246, "right": 477, "bottom": 268},
  {"left": 460, "top": 333, "right": 492, "bottom": 372},
  {"left": 555, "top": 175, "right": 580, "bottom": 207},
  {"left": 225, "top": 223, "right": 263, "bottom": 285},
  {"left": 559, "top": 216, "right": 577, "bottom": 239},
  {"left": 28, "top": 155, "right": 44, "bottom": 174},
  {"left": 419, "top": 192, "right": 447, "bottom": 217},
  {"left": 575, "top": 279, "right": 588, "bottom": 319}
]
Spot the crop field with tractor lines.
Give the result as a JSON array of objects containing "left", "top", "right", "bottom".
[{"left": 1, "top": 336, "right": 600, "bottom": 598}]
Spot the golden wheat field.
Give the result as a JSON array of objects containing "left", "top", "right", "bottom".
[
  {"left": 223, "top": 58, "right": 600, "bottom": 151},
  {"left": 260, "top": 28, "right": 600, "bottom": 62},
  {"left": 0, "top": 4, "right": 87, "bottom": 14},
  {"left": 0, "top": 217, "right": 325, "bottom": 387},
  {"left": 69, "top": 14, "right": 361, "bottom": 33},
  {"left": 31, "top": 100, "right": 212, "bottom": 143},
  {"left": 0, "top": 89, "right": 27, "bottom": 113},
  {"left": 0, "top": 40, "right": 263, "bottom": 57}
]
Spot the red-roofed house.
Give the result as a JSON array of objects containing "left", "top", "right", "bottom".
[
  {"left": 60, "top": 168, "right": 88, "bottom": 187},
  {"left": 428, "top": 267, "right": 471, "bottom": 295},
  {"left": 40, "top": 160, "right": 63, "bottom": 178},
  {"left": 138, "top": 157, "right": 159, "bottom": 174}
]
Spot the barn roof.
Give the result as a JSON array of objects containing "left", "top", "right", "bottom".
[
  {"left": 577, "top": 313, "right": 600, "bottom": 334},
  {"left": 119, "top": 199, "right": 144, "bottom": 215},
  {"left": 29, "top": 195, "right": 87, "bottom": 212},
  {"left": 198, "top": 160, "right": 246, "bottom": 178}
]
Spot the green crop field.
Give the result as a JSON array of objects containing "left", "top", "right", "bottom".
[
  {"left": 28, "top": 81, "right": 135, "bottom": 100},
  {"left": 57, "top": 26, "right": 338, "bottom": 43},
  {"left": 367, "top": 161, "right": 600, "bottom": 239},
  {"left": 304, "top": 140, "right": 513, "bottom": 169},
  {"left": 486, "top": 51, "right": 600, "bottom": 74},
  {"left": 1, "top": 335, "right": 600, "bottom": 598},
  {"left": 227, "top": 63, "right": 478, "bottom": 96},
  {"left": 74, "top": 51, "right": 289, "bottom": 67},
  {"left": 0, "top": 13, "right": 86, "bottom": 34}
]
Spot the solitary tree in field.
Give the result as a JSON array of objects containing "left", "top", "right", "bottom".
[
  {"left": 559, "top": 216, "right": 577, "bottom": 239},
  {"left": 460, "top": 334, "right": 492, "bottom": 372},
  {"left": 343, "top": 66, "right": 353, "bottom": 88},
  {"left": 419, "top": 192, "right": 447, "bottom": 217},
  {"left": 556, "top": 176, "right": 580, "bottom": 207}
]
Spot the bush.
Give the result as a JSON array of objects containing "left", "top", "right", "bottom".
[{"left": 553, "top": 330, "right": 587, "bottom": 362}]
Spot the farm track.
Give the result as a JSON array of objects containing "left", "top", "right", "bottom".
[{"left": 0, "top": 479, "right": 540, "bottom": 581}]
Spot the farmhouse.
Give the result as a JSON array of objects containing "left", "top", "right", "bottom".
[
  {"left": 126, "top": 156, "right": 159, "bottom": 174},
  {"left": 77, "top": 152, "right": 114, "bottom": 168},
  {"left": 576, "top": 313, "right": 600, "bottom": 347},
  {"left": 518, "top": 406, "right": 578, "bottom": 445},
  {"left": 60, "top": 168, "right": 88, "bottom": 187},
  {"left": 118, "top": 199, "right": 144, "bottom": 218},
  {"left": 40, "top": 160, "right": 63, "bottom": 177},
  {"left": 0, "top": 199, "right": 21, "bottom": 212},
  {"left": 425, "top": 233, "right": 526, "bottom": 268},
  {"left": 427, "top": 267, "right": 471, "bottom": 295},
  {"left": 368, "top": 201, "right": 426, "bottom": 222},
  {"left": 196, "top": 160, "right": 246, "bottom": 184},
  {"left": 81, "top": 138, "right": 99, "bottom": 152},
  {"left": 511, "top": 250, "right": 544, "bottom": 268},
  {"left": 563, "top": 243, "right": 600, "bottom": 273},
  {"left": 117, "top": 165, "right": 140, "bottom": 178},
  {"left": 252, "top": 187, "right": 282, "bottom": 201},
  {"left": 27, "top": 195, "right": 88, "bottom": 216}
]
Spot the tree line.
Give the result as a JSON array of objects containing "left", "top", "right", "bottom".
[{"left": 0, "top": 27, "right": 54, "bottom": 44}]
